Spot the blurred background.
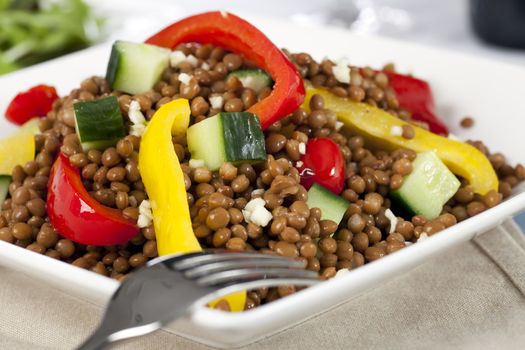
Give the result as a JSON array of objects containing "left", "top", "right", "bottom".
[
  {"left": 2, "top": 0, "right": 525, "bottom": 75},
  {"left": 1, "top": 0, "right": 524, "bottom": 226}
]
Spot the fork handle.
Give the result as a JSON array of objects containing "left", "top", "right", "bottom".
[{"left": 77, "top": 328, "right": 110, "bottom": 350}]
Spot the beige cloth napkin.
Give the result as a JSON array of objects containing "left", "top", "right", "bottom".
[{"left": 1, "top": 220, "right": 525, "bottom": 350}]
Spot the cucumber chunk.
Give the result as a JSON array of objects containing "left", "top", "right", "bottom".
[
  {"left": 392, "top": 151, "right": 460, "bottom": 220},
  {"left": 0, "top": 176, "right": 10, "bottom": 208},
  {"left": 106, "top": 41, "right": 170, "bottom": 95},
  {"left": 228, "top": 69, "right": 273, "bottom": 93},
  {"left": 74, "top": 96, "right": 126, "bottom": 151},
  {"left": 187, "top": 112, "right": 267, "bottom": 171},
  {"left": 307, "top": 183, "right": 349, "bottom": 224}
]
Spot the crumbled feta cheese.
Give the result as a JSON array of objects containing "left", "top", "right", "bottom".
[
  {"left": 242, "top": 198, "right": 273, "bottom": 227},
  {"left": 448, "top": 133, "right": 461, "bottom": 141},
  {"left": 299, "top": 142, "right": 306, "bottom": 155},
  {"left": 295, "top": 160, "right": 304, "bottom": 168},
  {"left": 201, "top": 62, "right": 210, "bottom": 70},
  {"left": 251, "top": 189, "right": 265, "bottom": 198},
  {"left": 137, "top": 200, "right": 153, "bottom": 228},
  {"left": 250, "top": 206, "right": 273, "bottom": 227},
  {"left": 220, "top": 10, "right": 228, "bottom": 18},
  {"left": 418, "top": 233, "right": 429, "bottom": 242},
  {"left": 335, "top": 121, "right": 344, "bottom": 131},
  {"left": 130, "top": 124, "right": 146, "bottom": 137},
  {"left": 332, "top": 58, "right": 351, "bottom": 84},
  {"left": 189, "top": 159, "right": 205, "bottom": 168},
  {"left": 178, "top": 73, "right": 192, "bottom": 85},
  {"left": 186, "top": 54, "right": 199, "bottom": 67},
  {"left": 169, "top": 50, "right": 187, "bottom": 67},
  {"left": 238, "top": 76, "right": 254, "bottom": 89},
  {"left": 390, "top": 125, "right": 403, "bottom": 136},
  {"left": 209, "top": 95, "right": 224, "bottom": 109},
  {"left": 384, "top": 209, "right": 398, "bottom": 234}
]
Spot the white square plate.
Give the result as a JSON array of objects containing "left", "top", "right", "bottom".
[{"left": 1, "top": 15, "right": 524, "bottom": 349}]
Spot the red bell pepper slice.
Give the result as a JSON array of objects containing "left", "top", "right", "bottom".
[
  {"left": 386, "top": 72, "right": 449, "bottom": 135},
  {"left": 145, "top": 11, "right": 305, "bottom": 130},
  {"left": 5, "top": 84, "right": 58, "bottom": 125},
  {"left": 47, "top": 153, "right": 139, "bottom": 246}
]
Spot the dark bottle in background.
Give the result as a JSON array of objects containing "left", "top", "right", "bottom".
[{"left": 470, "top": 0, "right": 525, "bottom": 48}]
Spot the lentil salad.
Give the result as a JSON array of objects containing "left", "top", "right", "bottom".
[{"left": 1, "top": 12, "right": 524, "bottom": 312}]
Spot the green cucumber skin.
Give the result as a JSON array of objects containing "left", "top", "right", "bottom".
[
  {"left": 106, "top": 41, "right": 170, "bottom": 95},
  {"left": 222, "top": 112, "right": 266, "bottom": 165},
  {"left": 74, "top": 96, "right": 125, "bottom": 150},
  {"left": 391, "top": 151, "right": 460, "bottom": 220},
  {"left": 307, "top": 184, "right": 349, "bottom": 224},
  {"left": 0, "top": 175, "right": 11, "bottom": 208},
  {"left": 228, "top": 69, "right": 273, "bottom": 93}
]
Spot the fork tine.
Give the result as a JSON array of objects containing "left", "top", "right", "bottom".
[
  {"left": 196, "top": 267, "right": 319, "bottom": 287},
  {"left": 184, "top": 257, "right": 306, "bottom": 279},
  {"left": 172, "top": 252, "right": 289, "bottom": 270}
]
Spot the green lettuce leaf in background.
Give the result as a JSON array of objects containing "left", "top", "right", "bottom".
[{"left": 0, "top": 0, "right": 105, "bottom": 75}]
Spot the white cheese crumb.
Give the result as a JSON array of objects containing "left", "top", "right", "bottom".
[
  {"left": 137, "top": 200, "right": 153, "bottom": 228},
  {"left": 447, "top": 133, "right": 461, "bottom": 141},
  {"left": 298, "top": 142, "right": 306, "bottom": 155},
  {"left": 169, "top": 50, "right": 187, "bottom": 67},
  {"left": 251, "top": 189, "right": 265, "bottom": 198},
  {"left": 242, "top": 198, "right": 273, "bottom": 227},
  {"left": 130, "top": 124, "right": 146, "bottom": 137},
  {"left": 250, "top": 206, "right": 273, "bottom": 227},
  {"left": 128, "top": 100, "right": 148, "bottom": 137},
  {"left": 384, "top": 209, "right": 398, "bottom": 234},
  {"left": 186, "top": 54, "right": 199, "bottom": 67},
  {"left": 335, "top": 269, "right": 350, "bottom": 278},
  {"left": 335, "top": 121, "right": 344, "bottom": 131},
  {"left": 390, "top": 125, "right": 403, "bottom": 136},
  {"left": 189, "top": 159, "right": 205, "bottom": 168},
  {"left": 332, "top": 58, "right": 351, "bottom": 84},
  {"left": 220, "top": 10, "right": 228, "bottom": 18},
  {"left": 201, "top": 62, "right": 210, "bottom": 70},
  {"left": 178, "top": 73, "right": 192, "bottom": 85},
  {"left": 238, "top": 76, "right": 254, "bottom": 89},
  {"left": 418, "top": 233, "right": 429, "bottom": 242},
  {"left": 295, "top": 160, "right": 304, "bottom": 168},
  {"left": 209, "top": 95, "right": 224, "bottom": 109}
]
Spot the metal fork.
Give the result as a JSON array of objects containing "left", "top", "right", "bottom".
[{"left": 77, "top": 251, "right": 320, "bottom": 350}]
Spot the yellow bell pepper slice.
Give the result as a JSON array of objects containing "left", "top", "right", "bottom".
[
  {"left": 303, "top": 87, "right": 498, "bottom": 195},
  {"left": 0, "top": 118, "right": 38, "bottom": 175},
  {"left": 139, "top": 98, "right": 246, "bottom": 312}
]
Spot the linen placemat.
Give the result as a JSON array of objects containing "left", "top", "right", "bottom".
[{"left": 1, "top": 220, "right": 524, "bottom": 350}]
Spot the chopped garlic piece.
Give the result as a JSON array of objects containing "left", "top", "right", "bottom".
[
  {"left": 332, "top": 58, "right": 351, "bottom": 84},
  {"left": 189, "top": 159, "right": 205, "bottom": 168},
  {"left": 384, "top": 209, "right": 398, "bottom": 234},
  {"left": 418, "top": 233, "right": 429, "bottom": 242},
  {"left": 178, "top": 73, "right": 192, "bottom": 85},
  {"left": 209, "top": 95, "right": 224, "bottom": 109},
  {"left": 390, "top": 125, "right": 403, "bottom": 136},
  {"left": 299, "top": 142, "right": 306, "bottom": 155},
  {"left": 335, "top": 121, "right": 344, "bottom": 131},
  {"left": 169, "top": 50, "right": 187, "bottom": 67}
]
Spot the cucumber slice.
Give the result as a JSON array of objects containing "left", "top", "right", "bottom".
[
  {"left": 106, "top": 41, "right": 170, "bottom": 95},
  {"left": 307, "top": 184, "right": 349, "bottom": 224},
  {"left": 187, "top": 112, "right": 267, "bottom": 171},
  {"left": 228, "top": 69, "right": 273, "bottom": 93},
  {"left": 74, "top": 96, "right": 126, "bottom": 151},
  {"left": 0, "top": 176, "right": 10, "bottom": 208},
  {"left": 392, "top": 151, "right": 460, "bottom": 220}
]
